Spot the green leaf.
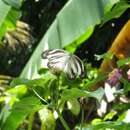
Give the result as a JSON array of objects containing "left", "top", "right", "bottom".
[
  {"left": 39, "top": 108, "right": 56, "bottom": 130},
  {"left": 103, "top": 110, "right": 117, "bottom": 121},
  {"left": 117, "top": 58, "right": 130, "bottom": 67},
  {"left": 113, "top": 102, "right": 130, "bottom": 111},
  {"left": 67, "top": 99, "right": 80, "bottom": 116},
  {"left": 38, "top": 68, "right": 49, "bottom": 75},
  {"left": 101, "top": 1, "right": 130, "bottom": 26},
  {"left": 0, "top": 0, "right": 20, "bottom": 39},
  {"left": 2, "top": 0, "right": 23, "bottom": 9},
  {"left": 65, "top": 25, "right": 94, "bottom": 53},
  {"left": 20, "top": 0, "right": 119, "bottom": 79},
  {"left": 60, "top": 88, "right": 104, "bottom": 108},
  {"left": 10, "top": 75, "right": 55, "bottom": 88},
  {"left": 10, "top": 77, "right": 56, "bottom": 101},
  {"left": 5, "top": 85, "right": 27, "bottom": 98},
  {"left": 118, "top": 111, "right": 127, "bottom": 122},
  {"left": 84, "top": 73, "right": 106, "bottom": 89},
  {"left": 95, "top": 52, "right": 114, "bottom": 61},
  {"left": 0, "top": 0, "right": 11, "bottom": 28},
  {"left": 1, "top": 96, "right": 43, "bottom": 130},
  {"left": 82, "top": 121, "right": 130, "bottom": 130},
  {"left": 120, "top": 78, "right": 130, "bottom": 92},
  {"left": 118, "top": 109, "right": 130, "bottom": 123},
  {"left": 91, "top": 118, "right": 103, "bottom": 125},
  {"left": 10, "top": 78, "right": 30, "bottom": 86},
  {"left": 0, "top": 105, "right": 11, "bottom": 127}
]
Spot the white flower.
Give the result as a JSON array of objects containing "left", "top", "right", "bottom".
[{"left": 41, "top": 49, "right": 85, "bottom": 79}]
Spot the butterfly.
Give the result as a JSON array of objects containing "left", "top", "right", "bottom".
[{"left": 41, "top": 49, "right": 85, "bottom": 79}]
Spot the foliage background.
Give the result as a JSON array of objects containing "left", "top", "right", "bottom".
[{"left": 0, "top": 0, "right": 130, "bottom": 130}]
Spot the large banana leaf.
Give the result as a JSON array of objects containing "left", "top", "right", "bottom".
[
  {"left": 0, "top": 0, "right": 22, "bottom": 39},
  {"left": 20, "top": 0, "right": 120, "bottom": 79}
]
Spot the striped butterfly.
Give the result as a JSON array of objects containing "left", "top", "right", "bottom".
[{"left": 41, "top": 49, "right": 85, "bottom": 79}]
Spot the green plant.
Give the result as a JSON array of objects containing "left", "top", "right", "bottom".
[
  {"left": 1, "top": 0, "right": 130, "bottom": 130},
  {"left": 0, "top": 50, "right": 104, "bottom": 130}
]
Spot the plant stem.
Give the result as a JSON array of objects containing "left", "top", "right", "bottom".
[
  {"left": 57, "top": 109, "right": 70, "bottom": 130},
  {"left": 55, "top": 76, "right": 70, "bottom": 130},
  {"left": 32, "top": 88, "right": 48, "bottom": 104},
  {"left": 80, "top": 108, "right": 84, "bottom": 130},
  {"left": 28, "top": 112, "right": 35, "bottom": 130}
]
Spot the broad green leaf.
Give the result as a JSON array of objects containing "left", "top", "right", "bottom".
[
  {"left": 1, "top": 96, "right": 43, "bottom": 130},
  {"left": 10, "top": 75, "right": 55, "bottom": 88},
  {"left": 60, "top": 88, "right": 104, "bottom": 108},
  {"left": 0, "top": 0, "right": 21, "bottom": 39},
  {"left": 0, "top": 105, "right": 11, "bottom": 127},
  {"left": 65, "top": 26, "right": 94, "bottom": 53},
  {"left": 20, "top": 0, "right": 120, "bottom": 79},
  {"left": 10, "top": 78, "right": 30, "bottom": 86},
  {"left": 10, "top": 78, "right": 47, "bottom": 87},
  {"left": 10, "top": 76, "right": 56, "bottom": 101},
  {"left": 5, "top": 85, "right": 27, "bottom": 98},
  {"left": 0, "top": 0, "right": 11, "bottom": 28}
]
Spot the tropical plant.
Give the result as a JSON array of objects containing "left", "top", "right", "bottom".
[{"left": 1, "top": 0, "right": 130, "bottom": 130}]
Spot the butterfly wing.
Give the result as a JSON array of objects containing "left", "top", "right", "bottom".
[{"left": 41, "top": 49, "right": 85, "bottom": 79}]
